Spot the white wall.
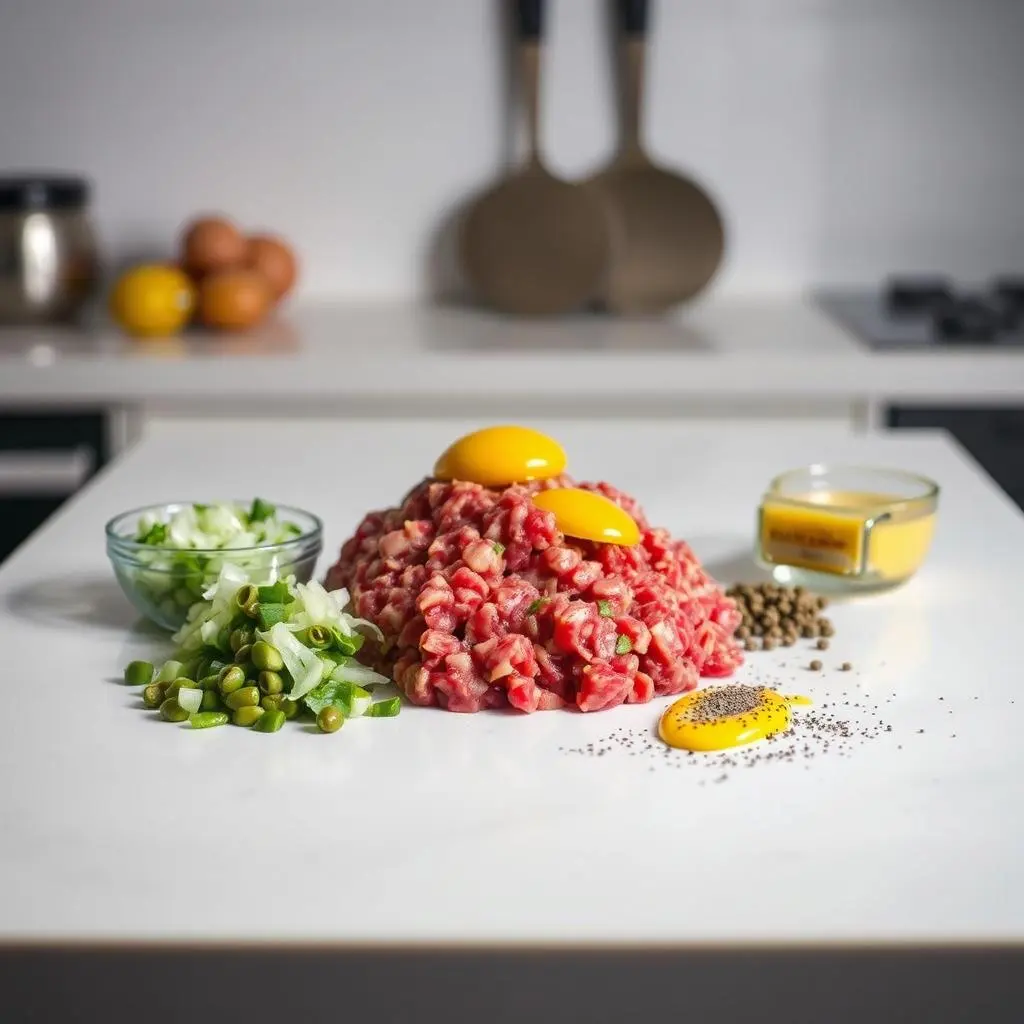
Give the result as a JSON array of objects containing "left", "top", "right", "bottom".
[{"left": 2, "top": 0, "right": 1022, "bottom": 300}]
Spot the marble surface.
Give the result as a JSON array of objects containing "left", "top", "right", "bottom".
[{"left": 1, "top": 417, "right": 1022, "bottom": 945}]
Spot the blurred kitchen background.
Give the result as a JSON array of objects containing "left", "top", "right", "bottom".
[{"left": 1, "top": 0, "right": 1023, "bottom": 559}]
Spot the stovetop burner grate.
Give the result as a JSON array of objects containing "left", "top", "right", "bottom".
[{"left": 816, "top": 275, "right": 1024, "bottom": 350}]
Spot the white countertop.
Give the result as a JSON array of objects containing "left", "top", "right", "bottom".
[
  {"left": 2, "top": 416, "right": 1024, "bottom": 946},
  {"left": 0, "top": 298, "right": 1022, "bottom": 410}
]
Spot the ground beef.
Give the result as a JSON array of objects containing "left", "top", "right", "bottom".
[{"left": 325, "top": 477, "right": 743, "bottom": 713}]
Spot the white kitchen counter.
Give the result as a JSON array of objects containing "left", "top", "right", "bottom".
[
  {"left": 0, "top": 299, "right": 1022, "bottom": 418},
  {"left": 2, "top": 416, "right": 1023, "bottom": 955}
]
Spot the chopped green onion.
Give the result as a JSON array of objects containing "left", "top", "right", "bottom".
[
  {"left": 367, "top": 697, "right": 402, "bottom": 717},
  {"left": 615, "top": 634, "right": 633, "bottom": 655},
  {"left": 597, "top": 600, "right": 614, "bottom": 617}
]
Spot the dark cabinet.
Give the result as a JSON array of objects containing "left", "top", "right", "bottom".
[
  {"left": 887, "top": 406, "right": 1024, "bottom": 511},
  {"left": 0, "top": 411, "right": 109, "bottom": 561}
]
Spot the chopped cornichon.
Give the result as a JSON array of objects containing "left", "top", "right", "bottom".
[
  {"left": 597, "top": 600, "right": 614, "bottom": 617},
  {"left": 492, "top": 541, "right": 505, "bottom": 555},
  {"left": 615, "top": 634, "right": 633, "bottom": 655}
]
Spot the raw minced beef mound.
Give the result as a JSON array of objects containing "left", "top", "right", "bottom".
[{"left": 325, "top": 477, "right": 743, "bottom": 713}]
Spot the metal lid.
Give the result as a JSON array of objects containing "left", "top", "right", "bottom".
[{"left": 0, "top": 174, "right": 90, "bottom": 212}]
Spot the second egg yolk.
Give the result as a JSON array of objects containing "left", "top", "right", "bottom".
[
  {"left": 433, "top": 425, "right": 567, "bottom": 487},
  {"left": 532, "top": 488, "right": 641, "bottom": 547},
  {"left": 659, "top": 685, "right": 811, "bottom": 752}
]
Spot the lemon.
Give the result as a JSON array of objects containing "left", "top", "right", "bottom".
[{"left": 109, "top": 264, "right": 196, "bottom": 337}]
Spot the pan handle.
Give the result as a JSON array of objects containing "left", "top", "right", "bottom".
[
  {"left": 515, "top": 0, "right": 543, "bottom": 39},
  {"left": 618, "top": 0, "right": 648, "bottom": 35},
  {"left": 515, "top": 0, "right": 545, "bottom": 166},
  {"left": 615, "top": 0, "right": 649, "bottom": 155}
]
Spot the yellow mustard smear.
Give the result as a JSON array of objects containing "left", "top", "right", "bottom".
[{"left": 758, "top": 473, "right": 938, "bottom": 589}]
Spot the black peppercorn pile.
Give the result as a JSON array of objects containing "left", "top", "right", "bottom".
[{"left": 726, "top": 582, "right": 834, "bottom": 653}]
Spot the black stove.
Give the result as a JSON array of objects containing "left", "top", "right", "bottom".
[{"left": 816, "top": 276, "right": 1024, "bottom": 350}]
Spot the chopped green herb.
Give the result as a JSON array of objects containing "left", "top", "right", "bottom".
[
  {"left": 303, "top": 679, "right": 372, "bottom": 718},
  {"left": 330, "top": 627, "right": 364, "bottom": 656},
  {"left": 615, "top": 634, "right": 633, "bottom": 655},
  {"left": 140, "top": 523, "right": 167, "bottom": 545},
  {"left": 257, "top": 581, "right": 291, "bottom": 604},
  {"left": 492, "top": 541, "right": 505, "bottom": 555},
  {"left": 249, "top": 497, "right": 276, "bottom": 522},
  {"left": 597, "top": 600, "right": 614, "bottom": 617},
  {"left": 527, "top": 598, "right": 550, "bottom": 615},
  {"left": 257, "top": 603, "right": 288, "bottom": 630},
  {"left": 367, "top": 697, "right": 402, "bottom": 718}
]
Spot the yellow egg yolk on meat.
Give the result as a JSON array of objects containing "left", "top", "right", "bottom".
[
  {"left": 658, "top": 685, "right": 811, "bottom": 752},
  {"left": 433, "top": 425, "right": 567, "bottom": 487},
  {"left": 532, "top": 488, "right": 641, "bottom": 547}
]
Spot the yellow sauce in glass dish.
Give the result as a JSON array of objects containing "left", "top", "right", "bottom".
[{"left": 756, "top": 466, "right": 939, "bottom": 593}]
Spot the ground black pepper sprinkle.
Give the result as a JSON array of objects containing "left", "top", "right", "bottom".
[{"left": 560, "top": 673, "right": 900, "bottom": 779}]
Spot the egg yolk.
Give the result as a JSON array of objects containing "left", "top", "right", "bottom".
[
  {"left": 433, "top": 425, "right": 567, "bottom": 487},
  {"left": 658, "top": 685, "right": 811, "bottom": 752},
  {"left": 532, "top": 488, "right": 641, "bottom": 547}
]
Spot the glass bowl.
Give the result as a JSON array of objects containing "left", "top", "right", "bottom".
[
  {"left": 755, "top": 465, "right": 940, "bottom": 594},
  {"left": 105, "top": 502, "right": 322, "bottom": 631}
]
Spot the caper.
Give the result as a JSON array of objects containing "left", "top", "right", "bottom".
[
  {"left": 251, "top": 641, "right": 284, "bottom": 672},
  {"left": 164, "top": 677, "right": 194, "bottom": 702},
  {"left": 260, "top": 695, "right": 282, "bottom": 713},
  {"left": 233, "top": 644, "right": 253, "bottom": 665},
  {"left": 199, "top": 674, "right": 221, "bottom": 691},
  {"left": 305, "top": 625, "right": 331, "bottom": 649},
  {"left": 200, "top": 690, "right": 222, "bottom": 712},
  {"left": 258, "top": 670, "right": 284, "bottom": 696},
  {"left": 317, "top": 707, "right": 343, "bottom": 734},
  {"left": 280, "top": 699, "right": 300, "bottom": 720},
  {"left": 225, "top": 686, "right": 260, "bottom": 710},
  {"left": 124, "top": 661, "right": 154, "bottom": 686},
  {"left": 160, "top": 698, "right": 189, "bottom": 723},
  {"left": 142, "top": 683, "right": 164, "bottom": 708},
  {"left": 218, "top": 665, "right": 246, "bottom": 696},
  {"left": 229, "top": 626, "right": 254, "bottom": 653},
  {"left": 253, "top": 709, "right": 286, "bottom": 733},
  {"left": 235, "top": 584, "right": 260, "bottom": 619},
  {"left": 232, "top": 705, "right": 265, "bottom": 727}
]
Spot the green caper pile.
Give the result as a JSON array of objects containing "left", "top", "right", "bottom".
[{"left": 124, "top": 610, "right": 306, "bottom": 732}]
